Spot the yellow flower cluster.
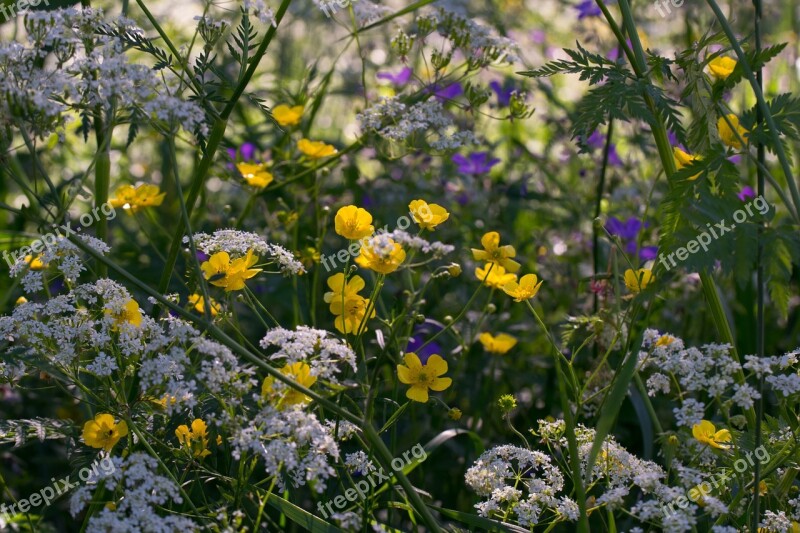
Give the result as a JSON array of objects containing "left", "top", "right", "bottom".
[
  {"left": 176, "top": 418, "right": 212, "bottom": 458},
  {"left": 324, "top": 273, "right": 375, "bottom": 334}
]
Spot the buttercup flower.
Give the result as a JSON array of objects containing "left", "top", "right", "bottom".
[
  {"left": 188, "top": 293, "right": 221, "bottom": 316},
  {"left": 23, "top": 254, "right": 46, "bottom": 270},
  {"left": 479, "top": 332, "right": 518, "bottom": 355},
  {"left": 272, "top": 104, "right": 304, "bottom": 126},
  {"left": 624, "top": 268, "right": 653, "bottom": 293},
  {"left": 298, "top": 138, "right": 337, "bottom": 159},
  {"left": 324, "top": 273, "right": 366, "bottom": 304},
  {"left": 262, "top": 361, "right": 318, "bottom": 407},
  {"left": 324, "top": 273, "right": 375, "bottom": 334},
  {"left": 656, "top": 334, "right": 675, "bottom": 347},
  {"left": 692, "top": 420, "right": 731, "bottom": 449},
  {"left": 109, "top": 184, "right": 166, "bottom": 213},
  {"left": 356, "top": 235, "right": 406, "bottom": 274},
  {"left": 708, "top": 56, "right": 737, "bottom": 80},
  {"left": 236, "top": 162, "right": 274, "bottom": 188},
  {"left": 335, "top": 205, "right": 375, "bottom": 240},
  {"left": 397, "top": 352, "right": 452, "bottom": 403},
  {"left": 409, "top": 199, "right": 450, "bottom": 230},
  {"left": 201, "top": 250, "right": 262, "bottom": 291},
  {"left": 82, "top": 413, "right": 128, "bottom": 452},
  {"left": 673, "top": 147, "right": 702, "bottom": 180},
  {"left": 503, "top": 273, "right": 543, "bottom": 302},
  {"left": 104, "top": 299, "right": 143, "bottom": 328},
  {"left": 718, "top": 114, "right": 749, "bottom": 149},
  {"left": 175, "top": 418, "right": 211, "bottom": 458},
  {"left": 475, "top": 262, "right": 517, "bottom": 289},
  {"left": 471, "top": 231, "right": 520, "bottom": 273}
]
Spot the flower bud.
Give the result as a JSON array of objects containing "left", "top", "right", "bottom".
[{"left": 448, "top": 408, "right": 462, "bottom": 421}]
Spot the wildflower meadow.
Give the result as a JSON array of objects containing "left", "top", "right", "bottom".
[{"left": 2, "top": 0, "right": 800, "bottom": 531}]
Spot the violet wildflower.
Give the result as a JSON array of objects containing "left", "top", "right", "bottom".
[
  {"left": 377, "top": 67, "right": 412, "bottom": 86},
  {"left": 452, "top": 152, "right": 500, "bottom": 175},
  {"left": 490, "top": 81, "right": 514, "bottom": 107},
  {"left": 737, "top": 186, "right": 756, "bottom": 201},
  {"left": 433, "top": 83, "right": 463, "bottom": 101},
  {"left": 575, "top": 0, "right": 601, "bottom": 19}
]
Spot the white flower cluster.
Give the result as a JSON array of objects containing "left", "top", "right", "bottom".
[
  {"left": 260, "top": 325, "right": 358, "bottom": 383},
  {"left": 2, "top": 8, "right": 207, "bottom": 141},
  {"left": 244, "top": 0, "right": 278, "bottom": 26},
  {"left": 356, "top": 97, "right": 477, "bottom": 151},
  {"left": 228, "top": 405, "right": 340, "bottom": 493},
  {"left": 640, "top": 329, "right": 800, "bottom": 404},
  {"left": 189, "top": 229, "right": 305, "bottom": 275},
  {"left": 10, "top": 235, "right": 110, "bottom": 293},
  {"left": 416, "top": 9, "right": 520, "bottom": 66},
  {"left": 465, "top": 444, "right": 573, "bottom": 527},
  {"left": 70, "top": 453, "right": 198, "bottom": 532},
  {"left": 386, "top": 229, "right": 455, "bottom": 258}
]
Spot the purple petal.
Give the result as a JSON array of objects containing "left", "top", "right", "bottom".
[
  {"left": 575, "top": 0, "right": 602, "bottom": 19},
  {"left": 639, "top": 246, "right": 658, "bottom": 261},
  {"left": 433, "top": 83, "right": 463, "bottom": 101},
  {"left": 737, "top": 186, "right": 756, "bottom": 201},
  {"left": 608, "top": 145, "right": 623, "bottom": 166},
  {"left": 240, "top": 142, "right": 257, "bottom": 162},
  {"left": 490, "top": 80, "right": 514, "bottom": 107},
  {"left": 377, "top": 67, "right": 412, "bottom": 86}
]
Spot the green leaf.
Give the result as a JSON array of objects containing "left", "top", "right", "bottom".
[
  {"left": 266, "top": 493, "right": 341, "bottom": 533},
  {"left": 427, "top": 504, "right": 529, "bottom": 533}
]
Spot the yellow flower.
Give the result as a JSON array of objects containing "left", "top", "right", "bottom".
[
  {"left": 272, "top": 104, "right": 304, "bottom": 127},
  {"left": 201, "top": 250, "right": 262, "bottom": 292},
  {"left": 355, "top": 237, "right": 406, "bottom": 274},
  {"left": 323, "top": 273, "right": 366, "bottom": 304},
  {"left": 503, "top": 273, "right": 543, "bottom": 302},
  {"left": 409, "top": 199, "right": 450, "bottom": 230},
  {"left": 334, "top": 205, "right": 375, "bottom": 240},
  {"left": 448, "top": 408, "right": 463, "bottom": 420},
  {"left": 471, "top": 231, "right": 520, "bottom": 273},
  {"left": 82, "top": 413, "right": 128, "bottom": 452},
  {"left": 262, "top": 361, "right": 318, "bottom": 407},
  {"left": 656, "top": 335, "right": 675, "bottom": 347},
  {"left": 298, "top": 138, "right": 337, "bottom": 159},
  {"left": 15, "top": 296, "right": 28, "bottom": 305},
  {"left": 331, "top": 294, "right": 374, "bottom": 334},
  {"left": 324, "top": 273, "right": 374, "bottom": 334},
  {"left": 708, "top": 56, "right": 737, "bottom": 80},
  {"left": 151, "top": 395, "right": 177, "bottom": 410},
  {"left": 673, "top": 147, "right": 702, "bottom": 180},
  {"left": 109, "top": 184, "right": 166, "bottom": 213},
  {"left": 718, "top": 114, "right": 749, "bottom": 149},
  {"left": 188, "top": 293, "right": 221, "bottom": 316},
  {"left": 175, "top": 418, "right": 211, "bottom": 458},
  {"left": 23, "top": 254, "right": 46, "bottom": 270},
  {"left": 475, "top": 263, "right": 517, "bottom": 289},
  {"left": 236, "top": 162, "right": 274, "bottom": 188},
  {"left": 478, "top": 332, "right": 518, "bottom": 355},
  {"left": 624, "top": 268, "right": 654, "bottom": 293},
  {"left": 692, "top": 420, "right": 732, "bottom": 449},
  {"left": 397, "top": 352, "right": 452, "bottom": 403},
  {"left": 104, "top": 299, "right": 143, "bottom": 328},
  {"left": 688, "top": 483, "right": 711, "bottom": 506}
]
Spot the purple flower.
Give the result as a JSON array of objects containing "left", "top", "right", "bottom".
[
  {"left": 377, "top": 67, "right": 412, "bottom": 86},
  {"left": 490, "top": 81, "right": 514, "bottom": 107},
  {"left": 585, "top": 130, "right": 605, "bottom": 150},
  {"left": 606, "top": 216, "right": 643, "bottom": 241},
  {"left": 196, "top": 250, "right": 209, "bottom": 262},
  {"left": 575, "top": 0, "right": 601, "bottom": 18},
  {"left": 667, "top": 130, "right": 679, "bottom": 146},
  {"left": 531, "top": 30, "right": 546, "bottom": 44},
  {"left": 432, "top": 83, "right": 463, "bottom": 101},
  {"left": 639, "top": 246, "right": 658, "bottom": 261},
  {"left": 452, "top": 152, "right": 500, "bottom": 175},
  {"left": 728, "top": 154, "right": 742, "bottom": 164},
  {"left": 227, "top": 142, "right": 258, "bottom": 169},
  {"left": 406, "top": 322, "right": 444, "bottom": 364},
  {"left": 608, "top": 144, "right": 623, "bottom": 166},
  {"left": 737, "top": 186, "right": 756, "bottom": 201}
]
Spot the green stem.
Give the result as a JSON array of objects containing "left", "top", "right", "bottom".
[
  {"left": 525, "top": 300, "right": 589, "bottom": 532},
  {"left": 704, "top": 0, "right": 800, "bottom": 219},
  {"left": 153, "top": 0, "right": 294, "bottom": 312}
]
